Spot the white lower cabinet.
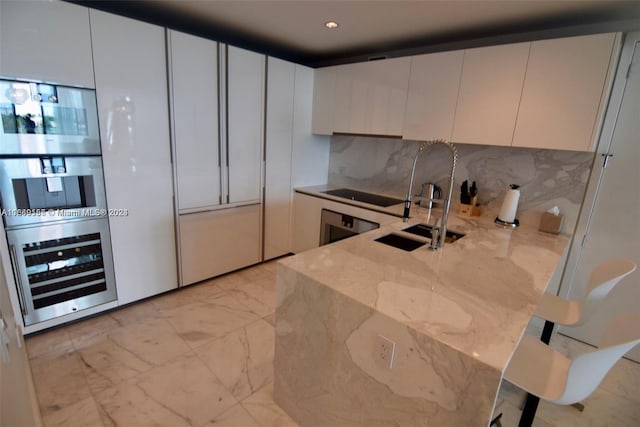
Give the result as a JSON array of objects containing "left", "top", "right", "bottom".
[
  {"left": 90, "top": 11, "right": 178, "bottom": 304},
  {"left": 179, "top": 205, "right": 262, "bottom": 285},
  {"left": 292, "top": 193, "right": 325, "bottom": 253}
]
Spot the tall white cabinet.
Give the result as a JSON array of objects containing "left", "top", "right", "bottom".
[
  {"left": 264, "top": 58, "right": 295, "bottom": 260},
  {"left": 90, "top": 11, "right": 178, "bottom": 304},
  {"left": 170, "top": 31, "right": 220, "bottom": 211},
  {"left": 0, "top": 0, "right": 94, "bottom": 88},
  {"left": 169, "top": 31, "right": 264, "bottom": 285}
]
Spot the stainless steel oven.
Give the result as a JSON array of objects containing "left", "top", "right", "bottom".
[
  {"left": 6, "top": 218, "right": 116, "bottom": 326},
  {"left": 319, "top": 209, "right": 379, "bottom": 246},
  {"left": 0, "top": 156, "right": 107, "bottom": 228},
  {"left": 0, "top": 79, "right": 100, "bottom": 155}
]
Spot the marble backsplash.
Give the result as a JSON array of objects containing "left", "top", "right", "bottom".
[{"left": 328, "top": 135, "right": 595, "bottom": 233}]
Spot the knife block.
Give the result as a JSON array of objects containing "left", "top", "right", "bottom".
[{"left": 458, "top": 203, "right": 481, "bottom": 217}]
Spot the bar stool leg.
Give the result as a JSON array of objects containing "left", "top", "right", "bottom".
[
  {"left": 540, "top": 320, "right": 554, "bottom": 344},
  {"left": 519, "top": 395, "right": 540, "bottom": 427},
  {"left": 518, "top": 320, "right": 555, "bottom": 427}
]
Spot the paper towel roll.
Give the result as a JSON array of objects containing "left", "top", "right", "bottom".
[{"left": 498, "top": 187, "right": 520, "bottom": 223}]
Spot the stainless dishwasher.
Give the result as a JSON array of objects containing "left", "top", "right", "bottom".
[{"left": 319, "top": 209, "right": 379, "bottom": 246}]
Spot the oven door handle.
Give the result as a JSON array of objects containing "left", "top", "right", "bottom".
[{"left": 9, "top": 245, "right": 28, "bottom": 316}]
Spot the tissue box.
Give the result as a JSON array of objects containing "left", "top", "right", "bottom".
[
  {"left": 539, "top": 212, "right": 564, "bottom": 234},
  {"left": 458, "top": 204, "right": 481, "bottom": 217}
]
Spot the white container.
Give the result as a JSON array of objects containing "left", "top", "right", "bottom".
[{"left": 498, "top": 185, "right": 520, "bottom": 223}]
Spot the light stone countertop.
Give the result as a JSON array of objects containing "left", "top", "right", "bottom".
[{"left": 281, "top": 189, "right": 570, "bottom": 372}]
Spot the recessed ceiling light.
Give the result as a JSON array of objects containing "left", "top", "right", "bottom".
[{"left": 325, "top": 21, "right": 339, "bottom": 29}]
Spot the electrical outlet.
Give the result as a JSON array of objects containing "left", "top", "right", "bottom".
[{"left": 373, "top": 334, "right": 396, "bottom": 369}]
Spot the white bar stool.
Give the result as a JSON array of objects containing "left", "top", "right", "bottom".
[
  {"left": 535, "top": 258, "right": 636, "bottom": 342},
  {"left": 517, "top": 259, "right": 636, "bottom": 426},
  {"left": 504, "top": 312, "right": 640, "bottom": 426}
]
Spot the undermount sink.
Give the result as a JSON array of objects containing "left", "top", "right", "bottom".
[
  {"left": 322, "top": 188, "right": 404, "bottom": 208},
  {"left": 402, "top": 223, "right": 465, "bottom": 244},
  {"left": 374, "top": 233, "right": 426, "bottom": 252}
]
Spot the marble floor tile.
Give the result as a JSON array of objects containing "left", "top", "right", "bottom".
[
  {"left": 214, "top": 271, "right": 252, "bottom": 291},
  {"left": 264, "top": 313, "right": 276, "bottom": 326},
  {"left": 77, "top": 335, "right": 153, "bottom": 395},
  {"left": 494, "top": 399, "right": 553, "bottom": 427},
  {"left": 238, "top": 262, "right": 277, "bottom": 283},
  {"left": 200, "top": 404, "right": 261, "bottom": 427},
  {"left": 133, "top": 353, "right": 238, "bottom": 426},
  {"left": 223, "top": 279, "right": 275, "bottom": 318},
  {"left": 25, "top": 327, "right": 74, "bottom": 360},
  {"left": 94, "top": 380, "right": 193, "bottom": 427},
  {"left": 106, "top": 317, "right": 191, "bottom": 366},
  {"left": 109, "top": 300, "right": 161, "bottom": 326},
  {"left": 66, "top": 314, "right": 122, "bottom": 351},
  {"left": 241, "top": 384, "right": 300, "bottom": 427},
  {"left": 180, "top": 278, "right": 229, "bottom": 301},
  {"left": 161, "top": 293, "right": 260, "bottom": 349},
  {"left": 149, "top": 287, "right": 203, "bottom": 311},
  {"left": 41, "top": 396, "right": 103, "bottom": 427},
  {"left": 30, "top": 351, "right": 93, "bottom": 417},
  {"left": 536, "top": 387, "right": 640, "bottom": 427},
  {"left": 195, "top": 318, "right": 275, "bottom": 400}
]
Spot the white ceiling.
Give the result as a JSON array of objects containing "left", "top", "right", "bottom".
[{"left": 79, "top": 0, "right": 640, "bottom": 66}]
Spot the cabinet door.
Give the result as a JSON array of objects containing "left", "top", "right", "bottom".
[
  {"left": 265, "top": 57, "right": 294, "bottom": 260},
  {"left": 403, "top": 50, "right": 464, "bottom": 141},
  {"left": 179, "top": 205, "right": 262, "bottom": 285},
  {"left": 333, "top": 58, "right": 411, "bottom": 136},
  {"left": 169, "top": 30, "right": 221, "bottom": 211},
  {"left": 0, "top": 260, "right": 41, "bottom": 427},
  {"left": 311, "top": 66, "right": 336, "bottom": 135},
  {"left": 0, "top": 0, "right": 94, "bottom": 88},
  {"left": 452, "top": 43, "right": 530, "bottom": 146},
  {"left": 291, "top": 192, "right": 324, "bottom": 253},
  {"left": 90, "top": 11, "right": 177, "bottom": 304},
  {"left": 512, "top": 34, "right": 617, "bottom": 151},
  {"left": 227, "top": 46, "right": 264, "bottom": 204}
]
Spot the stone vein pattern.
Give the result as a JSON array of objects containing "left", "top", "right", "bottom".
[
  {"left": 327, "top": 135, "right": 594, "bottom": 232},
  {"left": 25, "top": 261, "right": 298, "bottom": 427},
  {"left": 24, "top": 259, "right": 640, "bottom": 426},
  {"left": 274, "top": 215, "right": 570, "bottom": 427}
]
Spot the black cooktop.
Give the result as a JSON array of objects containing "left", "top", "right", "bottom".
[{"left": 322, "top": 188, "right": 404, "bottom": 208}]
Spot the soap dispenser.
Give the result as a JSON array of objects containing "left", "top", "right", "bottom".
[{"left": 496, "top": 184, "right": 520, "bottom": 227}]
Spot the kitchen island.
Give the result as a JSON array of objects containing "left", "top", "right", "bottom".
[{"left": 274, "top": 213, "right": 570, "bottom": 426}]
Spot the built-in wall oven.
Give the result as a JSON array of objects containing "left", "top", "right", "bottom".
[
  {"left": 0, "top": 79, "right": 100, "bottom": 155},
  {"left": 0, "top": 78, "right": 116, "bottom": 327},
  {"left": 319, "top": 209, "right": 379, "bottom": 246}
]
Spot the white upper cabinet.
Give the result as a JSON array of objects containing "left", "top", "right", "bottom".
[
  {"left": 312, "top": 57, "right": 411, "bottom": 136},
  {"left": 452, "top": 43, "right": 530, "bottom": 146},
  {"left": 227, "top": 46, "right": 265, "bottom": 204},
  {"left": 0, "top": 0, "right": 94, "bottom": 88},
  {"left": 169, "top": 31, "right": 221, "bottom": 211},
  {"left": 90, "top": 10, "right": 177, "bottom": 304},
  {"left": 311, "top": 67, "right": 336, "bottom": 135},
  {"left": 264, "top": 57, "right": 295, "bottom": 260},
  {"left": 512, "top": 33, "right": 617, "bottom": 151},
  {"left": 403, "top": 50, "right": 464, "bottom": 141}
]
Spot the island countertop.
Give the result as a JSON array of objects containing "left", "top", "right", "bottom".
[
  {"left": 275, "top": 212, "right": 570, "bottom": 426},
  {"left": 278, "top": 215, "right": 570, "bottom": 372}
]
